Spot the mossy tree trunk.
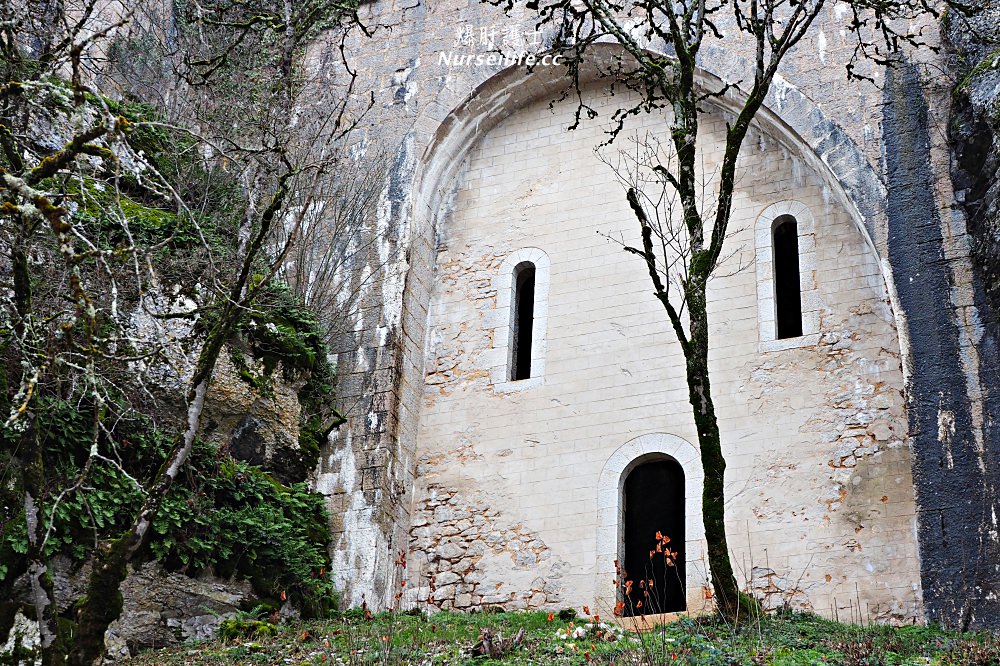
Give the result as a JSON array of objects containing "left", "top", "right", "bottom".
[
  {"left": 626, "top": 183, "right": 750, "bottom": 617},
  {"left": 2, "top": 97, "right": 118, "bottom": 660},
  {"left": 69, "top": 174, "right": 293, "bottom": 666},
  {"left": 684, "top": 287, "right": 740, "bottom": 616},
  {"left": 11, "top": 224, "right": 70, "bottom": 664},
  {"left": 613, "top": 27, "right": 775, "bottom": 616}
]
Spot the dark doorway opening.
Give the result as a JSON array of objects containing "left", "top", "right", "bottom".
[
  {"left": 622, "top": 458, "right": 686, "bottom": 615},
  {"left": 773, "top": 216, "right": 803, "bottom": 339},
  {"left": 511, "top": 262, "right": 535, "bottom": 380}
]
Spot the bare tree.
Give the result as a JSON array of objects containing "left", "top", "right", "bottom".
[
  {"left": 0, "top": 0, "right": 373, "bottom": 663},
  {"left": 278, "top": 148, "right": 393, "bottom": 349},
  {"left": 490, "top": 0, "right": 967, "bottom": 620}
]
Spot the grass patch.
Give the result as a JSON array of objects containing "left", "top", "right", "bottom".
[{"left": 127, "top": 609, "right": 1000, "bottom": 665}]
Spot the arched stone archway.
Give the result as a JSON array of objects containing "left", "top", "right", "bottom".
[
  {"left": 621, "top": 455, "right": 687, "bottom": 615},
  {"left": 319, "top": 11, "right": 1000, "bottom": 625},
  {"left": 595, "top": 434, "right": 709, "bottom": 615},
  {"left": 405, "top": 42, "right": 890, "bottom": 257},
  {"left": 390, "top": 47, "right": 906, "bottom": 612}
]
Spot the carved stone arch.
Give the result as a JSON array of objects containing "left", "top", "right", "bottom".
[
  {"left": 400, "top": 42, "right": 902, "bottom": 407},
  {"left": 408, "top": 43, "right": 888, "bottom": 266},
  {"left": 392, "top": 43, "right": 907, "bottom": 613},
  {"left": 595, "top": 433, "right": 710, "bottom": 614}
]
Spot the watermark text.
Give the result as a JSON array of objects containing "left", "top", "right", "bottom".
[
  {"left": 441, "top": 24, "right": 562, "bottom": 68},
  {"left": 439, "top": 51, "right": 564, "bottom": 67}
]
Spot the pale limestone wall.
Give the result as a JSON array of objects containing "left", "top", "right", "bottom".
[
  {"left": 315, "top": 0, "right": 1000, "bottom": 623},
  {"left": 405, "top": 87, "right": 921, "bottom": 622},
  {"left": 316, "top": 1, "right": 909, "bottom": 610}
]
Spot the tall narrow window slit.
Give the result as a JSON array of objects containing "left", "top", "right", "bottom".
[
  {"left": 773, "top": 216, "right": 803, "bottom": 339},
  {"left": 510, "top": 262, "right": 535, "bottom": 381}
]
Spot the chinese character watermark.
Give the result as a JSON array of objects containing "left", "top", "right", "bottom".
[{"left": 441, "top": 24, "right": 561, "bottom": 68}]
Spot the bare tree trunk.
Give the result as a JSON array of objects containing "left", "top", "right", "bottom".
[
  {"left": 69, "top": 385, "right": 210, "bottom": 666},
  {"left": 22, "top": 420, "right": 69, "bottom": 666}
]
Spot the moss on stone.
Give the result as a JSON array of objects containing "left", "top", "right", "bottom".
[
  {"left": 229, "top": 280, "right": 343, "bottom": 478},
  {"left": 955, "top": 48, "right": 1000, "bottom": 95},
  {"left": 217, "top": 618, "right": 279, "bottom": 640}
]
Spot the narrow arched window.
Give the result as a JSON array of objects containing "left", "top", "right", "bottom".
[
  {"left": 510, "top": 262, "right": 536, "bottom": 380},
  {"left": 773, "top": 215, "right": 803, "bottom": 339},
  {"left": 492, "top": 248, "right": 548, "bottom": 392}
]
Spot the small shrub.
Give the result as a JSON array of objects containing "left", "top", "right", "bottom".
[
  {"left": 149, "top": 441, "right": 336, "bottom": 616},
  {"left": 342, "top": 607, "right": 369, "bottom": 621},
  {"left": 942, "top": 636, "right": 1000, "bottom": 665}
]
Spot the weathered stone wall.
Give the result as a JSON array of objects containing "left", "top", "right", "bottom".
[
  {"left": 405, "top": 86, "right": 920, "bottom": 620},
  {"left": 12, "top": 0, "right": 1000, "bottom": 633},
  {"left": 307, "top": 0, "right": 1000, "bottom": 627},
  {"left": 7, "top": 0, "right": 993, "bottom": 632},
  {"left": 407, "top": 484, "right": 568, "bottom": 610}
]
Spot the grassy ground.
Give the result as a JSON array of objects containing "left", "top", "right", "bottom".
[{"left": 128, "top": 609, "right": 1000, "bottom": 665}]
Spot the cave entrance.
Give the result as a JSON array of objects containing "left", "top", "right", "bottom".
[{"left": 622, "top": 457, "right": 686, "bottom": 615}]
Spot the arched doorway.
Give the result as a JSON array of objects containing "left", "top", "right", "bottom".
[{"left": 622, "top": 457, "right": 686, "bottom": 615}]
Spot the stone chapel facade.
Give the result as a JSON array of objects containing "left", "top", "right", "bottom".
[
  {"left": 315, "top": 0, "right": 1000, "bottom": 628},
  {"left": 404, "top": 86, "right": 919, "bottom": 619}
]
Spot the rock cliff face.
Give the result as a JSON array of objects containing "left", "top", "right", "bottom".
[
  {"left": 9, "top": 557, "right": 256, "bottom": 661},
  {"left": 949, "top": 2, "right": 1000, "bottom": 312},
  {"left": 1, "top": 6, "right": 341, "bottom": 658},
  {"left": 927, "top": 2, "right": 1000, "bottom": 629},
  {"left": 202, "top": 354, "right": 308, "bottom": 485}
]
